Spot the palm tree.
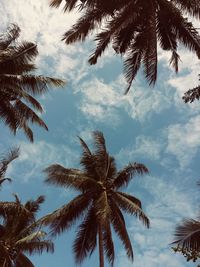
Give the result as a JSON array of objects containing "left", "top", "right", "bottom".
[
  {"left": 0, "top": 24, "right": 65, "bottom": 141},
  {"left": 0, "top": 195, "right": 54, "bottom": 267},
  {"left": 49, "top": 0, "right": 200, "bottom": 93},
  {"left": 0, "top": 147, "right": 19, "bottom": 187},
  {"left": 42, "top": 131, "right": 149, "bottom": 267}
]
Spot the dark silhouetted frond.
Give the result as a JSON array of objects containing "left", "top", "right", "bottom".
[
  {"left": 183, "top": 85, "right": 200, "bottom": 103},
  {"left": 114, "top": 163, "right": 149, "bottom": 189},
  {"left": 173, "top": 219, "right": 200, "bottom": 250},
  {"left": 110, "top": 200, "right": 133, "bottom": 260},
  {"left": 73, "top": 207, "right": 97, "bottom": 264},
  {"left": 114, "top": 192, "right": 150, "bottom": 228}
]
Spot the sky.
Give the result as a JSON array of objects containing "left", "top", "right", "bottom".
[{"left": 0, "top": 1, "right": 200, "bottom": 267}]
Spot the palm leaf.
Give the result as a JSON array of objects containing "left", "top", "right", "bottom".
[
  {"left": 102, "top": 219, "right": 115, "bottom": 266},
  {"left": 62, "top": 9, "right": 105, "bottom": 44},
  {"left": 114, "top": 192, "right": 150, "bottom": 228},
  {"left": 41, "top": 193, "right": 91, "bottom": 235},
  {"left": 116, "top": 192, "right": 142, "bottom": 208},
  {"left": 0, "top": 24, "right": 20, "bottom": 50},
  {"left": 173, "top": 219, "right": 200, "bottom": 250},
  {"left": 114, "top": 163, "right": 149, "bottom": 189},
  {"left": 182, "top": 85, "right": 200, "bottom": 103},
  {"left": 16, "top": 240, "right": 54, "bottom": 255},
  {"left": 173, "top": 0, "right": 200, "bottom": 19},
  {"left": 109, "top": 199, "right": 133, "bottom": 260},
  {"left": 73, "top": 207, "right": 97, "bottom": 264},
  {"left": 16, "top": 231, "right": 47, "bottom": 244},
  {"left": 44, "top": 164, "right": 97, "bottom": 192},
  {"left": 0, "top": 147, "right": 19, "bottom": 179}
]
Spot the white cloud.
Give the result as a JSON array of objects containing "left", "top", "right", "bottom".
[
  {"left": 166, "top": 115, "right": 200, "bottom": 168},
  {"left": 8, "top": 140, "right": 78, "bottom": 182},
  {"left": 78, "top": 75, "right": 175, "bottom": 123},
  {"left": 117, "top": 135, "right": 163, "bottom": 163}
]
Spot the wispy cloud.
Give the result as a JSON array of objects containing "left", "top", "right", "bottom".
[
  {"left": 166, "top": 115, "right": 200, "bottom": 169},
  {"left": 8, "top": 140, "right": 78, "bottom": 182},
  {"left": 117, "top": 135, "right": 163, "bottom": 162}
]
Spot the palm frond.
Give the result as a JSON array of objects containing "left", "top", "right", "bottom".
[
  {"left": 50, "top": 0, "right": 80, "bottom": 11},
  {"left": 114, "top": 162, "right": 149, "bottom": 189},
  {"left": 49, "top": 0, "right": 63, "bottom": 8},
  {"left": 73, "top": 207, "right": 97, "bottom": 264},
  {"left": 174, "top": 0, "right": 200, "bottom": 19},
  {"left": 0, "top": 24, "right": 20, "bottom": 50},
  {"left": 0, "top": 147, "right": 19, "bottom": 179},
  {"left": 103, "top": 220, "right": 115, "bottom": 266},
  {"left": 142, "top": 14, "right": 157, "bottom": 86},
  {"left": 44, "top": 164, "right": 97, "bottom": 192},
  {"left": 0, "top": 74, "right": 65, "bottom": 95},
  {"left": 182, "top": 85, "right": 200, "bottom": 103},
  {"left": 0, "top": 201, "right": 21, "bottom": 217},
  {"left": 114, "top": 192, "right": 150, "bottom": 228},
  {"left": 116, "top": 192, "right": 142, "bottom": 208},
  {"left": 16, "top": 239, "right": 54, "bottom": 255},
  {"left": 169, "top": 51, "right": 180, "bottom": 73},
  {"left": 62, "top": 9, "right": 105, "bottom": 44},
  {"left": 0, "top": 42, "right": 38, "bottom": 68},
  {"left": 123, "top": 42, "right": 144, "bottom": 94},
  {"left": 41, "top": 193, "right": 91, "bottom": 235},
  {"left": 173, "top": 219, "right": 200, "bottom": 250},
  {"left": 110, "top": 199, "right": 133, "bottom": 260},
  {"left": 14, "top": 99, "right": 48, "bottom": 129},
  {"left": 24, "top": 196, "right": 45, "bottom": 213},
  {"left": 16, "top": 230, "right": 47, "bottom": 244}
]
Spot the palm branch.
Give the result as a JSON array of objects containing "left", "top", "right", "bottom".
[{"left": 173, "top": 219, "right": 200, "bottom": 250}]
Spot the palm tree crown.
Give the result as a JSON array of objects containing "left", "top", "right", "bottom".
[
  {"left": 0, "top": 195, "right": 54, "bottom": 267},
  {"left": 50, "top": 0, "right": 200, "bottom": 93},
  {"left": 42, "top": 131, "right": 150, "bottom": 267},
  {"left": 0, "top": 24, "right": 65, "bottom": 141}
]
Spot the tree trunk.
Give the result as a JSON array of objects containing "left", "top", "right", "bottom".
[{"left": 98, "top": 223, "right": 104, "bottom": 267}]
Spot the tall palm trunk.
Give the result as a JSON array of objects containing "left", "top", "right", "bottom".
[{"left": 98, "top": 223, "right": 104, "bottom": 267}]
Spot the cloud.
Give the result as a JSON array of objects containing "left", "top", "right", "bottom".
[
  {"left": 8, "top": 140, "right": 78, "bottom": 182},
  {"left": 78, "top": 75, "right": 175, "bottom": 124},
  {"left": 117, "top": 135, "right": 163, "bottom": 162},
  {"left": 78, "top": 77, "right": 123, "bottom": 125},
  {"left": 166, "top": 115, "right": 200, "bottom": 169}
]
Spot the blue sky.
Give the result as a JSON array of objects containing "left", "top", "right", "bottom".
[{"left": 1, "top": 1, "right": 200, "bottom": 267}]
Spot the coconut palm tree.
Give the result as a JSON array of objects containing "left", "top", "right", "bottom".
[
  {"left": 0, "top": 147, "right": 19, "bottom": 187},
  {"left": 49, "top": 0, "right": 200, "bottom": 93},
  {"left": 0, "top": 24, "right": 65, "bottom": 141},
  {"left": 0, "top": 195, "right": 54, "bottom": 267},
  {"left": 42, "top": 131, "right": 149, "bottom": 267}
]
